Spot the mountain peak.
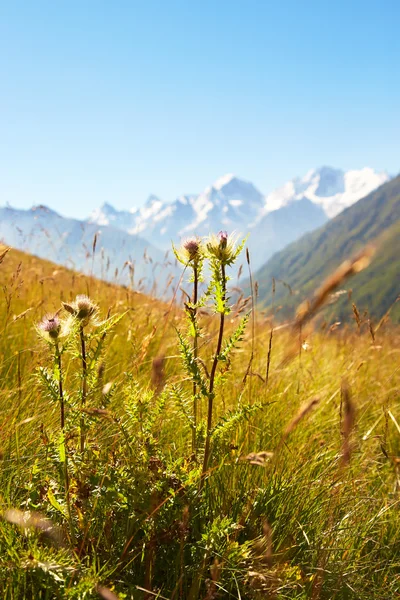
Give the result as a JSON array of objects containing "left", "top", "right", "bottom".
[
  {"left": 31, "top": 204, "right": 60, "bottom": 217},
  {"left": 265, "top": 166, "right": 390, "bottom": 217},
  {"left": 145, "top": 194, "right": 161, "bottom": 206},
  {"left": 100, "top": 202, "right": 118, "bottom": 214},
  {"left": 213, "top": 173, "right": 236, "bottom": 190}
]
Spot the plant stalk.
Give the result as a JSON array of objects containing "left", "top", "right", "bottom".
[
  {"left": 55, "top": 342, "right": 75, "bottom": 545},
  {"left": 80, "top": 325, "right": 87, "bottom": 453},
  {"left": 192, "top": 266, "right": 198, "bottom": 455},
  {"left": 201, "top": 263, "right": 226, "bottom": 483},
  {"left": 55, "top": 343, "right": 65, "bottom": 430}
]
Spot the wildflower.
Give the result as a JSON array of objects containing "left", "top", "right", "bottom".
[
  {"left": 217, "top": 230, "right": 228, "bottom": 248},
  {"left": 173, "top": 236, "right": 203, "bottom": 267},
  {"left": 62, "top": 295, "right": 98, "bottom": 326},
  {"left": 206, "top": 231, "right": 246, "bottom": 266},
  {"left": 183, "top": 237, "right": 201, "bottom": 260},
  {"left": 37, "top": 314, "right": 61, "bottom": 342}
]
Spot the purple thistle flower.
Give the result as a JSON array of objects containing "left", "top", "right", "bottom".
[
  {"left": 217, "top": 230, "right": 228, "bottom": 248},
  {"left": 39, "top": 315, "right": 61, "bottom": 340},
  {"left": 183, "top": 236, "right": 201, "bottom": 260}
]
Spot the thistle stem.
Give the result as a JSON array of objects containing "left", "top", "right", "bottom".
[
  {"left": 192, "top": 266, "right": 198, "bottom": 455},
  {"left": 201, "top": 263, "right": 226, "bottom": 483},
  {"left": 80, "top": 325, "right": 87, "bottom": 453},
  {"left": 55, "top": 342, "right": 75, "bottom": 544},
  {"left": 55, "top": 343, "right": 65, "bottom": 430}
]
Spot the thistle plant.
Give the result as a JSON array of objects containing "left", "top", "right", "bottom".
[
  {"left": 173, "top": 236, "right": 204, "bottom": 454},
  {"left": 62, "top": 295, "right": 99, "bottom": 453},
  {"left": 35, "top": 295, "right": 124, "bottom": 550},
  {"left": 201, "top": 231, "right": 247, "bottom": 479},
  {"left": 174, "top": 231, "right": 247, "bottom": 484},
  {"left": 36, "top": 312, "right": 74, "bottom": 540},
  {"left": 37, "top": 314, "right": 67, "bottom": 431}
]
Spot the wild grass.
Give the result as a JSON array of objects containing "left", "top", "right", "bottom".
[{"left": 0, "top": 243, "right": 399, "bottom": 599}]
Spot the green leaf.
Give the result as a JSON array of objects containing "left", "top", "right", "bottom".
[
  {"left": 218, "top": 312, "right": 250, "bottom": 362},
  {"left": 176, "top": 329, "right": 209, "bottom": 398},
  {"left": 47, "top": 489, "right": 67, "bottom": 518}
]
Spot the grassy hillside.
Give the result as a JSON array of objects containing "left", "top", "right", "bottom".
[
  {"left": 1, "top": 243, "right": 400, "bottom": 599},
  {"left": 0, "top": 205, "right": 177, "bottom": 295},
  {"left": 253, "top": 175, "right": 400, "bottom": 323}
]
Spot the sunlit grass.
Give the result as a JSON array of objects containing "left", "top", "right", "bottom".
[{"left": 0, "top": 244, "right": 399, "bottom": 599}]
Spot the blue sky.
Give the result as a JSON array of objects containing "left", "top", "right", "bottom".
[{"left": 0, "top": 0, "right": 399, "bottom": 219}]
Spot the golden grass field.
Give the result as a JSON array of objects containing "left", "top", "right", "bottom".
[{"left": 0, "top": 243, "right": 399, "bottom": 599}]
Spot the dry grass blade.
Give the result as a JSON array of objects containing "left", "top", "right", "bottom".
[
  {"left": 341, "top": 380, "right": 355, "bottom": 465},
  {"left": 81, "top": 408, "right": 114, "bottom": 420},
  {"left": 374, "top": 294, "right": 400, "bottom": 334},
  {"left": 3, "top": 508, "right": 65, "bottom": 547},
  {"left": 262, "top": 519, "right": 273, "bottom": 565},
  {"left": 352, "top": 302, "right": 361, "bottom": 329},
  {"left": 368, "top": 319, "right": 376, "bottom": 343},
  {"left": 388, "top": 410, "right": 400, "bottom": 436},
  {"left": 284, "top": 396, "right": 320, "bottom": 437},
  {"left": 240, "top": 451, "right": 274, "bottom": 466},
  {"left": 0, "top": 246, "right": 11, "bottom": 265},
  {"left": 265, "top": 326, "right": 273, "bottom": 385},
  {"left": 96, "top": 585, "right": 120, "bottom": 600},
  {"left": 135, "top": 586, "right": 170, "bottom": 599},
  {"left": 12, "top": 307, "right": 34, "bottom": 322},
  {"left": 294, "top": 246, "right": 375, "bottom": 330},
  {"left": 152, "top": 355, "right": 165, "bottom": 393},
  {"left": 275, "top": 396, "right": 321, "bottom": 452}
]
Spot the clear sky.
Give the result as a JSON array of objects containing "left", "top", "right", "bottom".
[{"left": 0, "top": 0, "right": 399, "bottom": 219}]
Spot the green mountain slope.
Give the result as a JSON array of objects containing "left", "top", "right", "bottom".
[{"left": 252, "top": 175, "right": 400, "bottom": 323}]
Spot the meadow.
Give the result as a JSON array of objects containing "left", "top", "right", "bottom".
[{"left": 0, "top": 238, "right": 399, "bottom": 600}]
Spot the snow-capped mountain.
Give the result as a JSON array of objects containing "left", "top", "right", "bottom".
[
  {"left": 0, "top": 205, "right": 176, "bottom": 294},
  {"left": 89, "top": 174, "right": 267, "bottom": 249},
  {"left": 0, "top": 166, "right": 389, "bottom": 295},
  {"left": 89, "top": 167, "right": 389, "bottom": 269},
  {"left": 263, "top": 166, "right": 389, "bottom": 218}
]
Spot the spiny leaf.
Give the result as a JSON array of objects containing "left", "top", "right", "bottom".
[
  {"left": 170, "top": 384, "right": 195, "bottom": 429},
  {"left": 176, "top": 329, "right": 209, "bottom": 398},
  {"left": 218, "top": 312, "right": 250, "bottom": 362}
]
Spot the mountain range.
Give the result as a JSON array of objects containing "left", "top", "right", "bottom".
[
  {"left": 251, "top": 174, "right": 400, "bottom": 324},
  {"left": 0, "top": 205, "right": 174, "bottom": 295},
  {"left": 89, "top": 166, "right": 389, "bottom": 269},
  {"left": 0, "top": 166, "right": 391, "bottom": 297}
]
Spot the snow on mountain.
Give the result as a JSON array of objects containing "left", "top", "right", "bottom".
[
  {"left": 89, "top": 174, "right": 265, "bottom": 246},
  {"left": 88, "top": 167, "right": 389, "bottom": 269},
  {"left": 0, "top": 166, "right": 387, "bottom": 298},
  {"left": 263, "top": 166, "right": 389, "bottom": 218}
]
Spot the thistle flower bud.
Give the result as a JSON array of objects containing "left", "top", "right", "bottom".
[
  {"left": 173, "top": 236, "right": 203, "bottom": 268},
  {"left": 217, "top": 230, "right": 228, "bottom": 249},
  {"left": 183, "top": 236, "right": 201, "bottom": 260},
  {"left": 206, "top": 231, "right": 245, "bottom": 266},
  {"left": 40, "top": 315, "right": 61, "bottom": 337},
  {"left": 37, "top": 315, "right": 61, "bottom": 342},
  {"left": 62, "top": 295, "right": 98, "bottom": 326}
]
